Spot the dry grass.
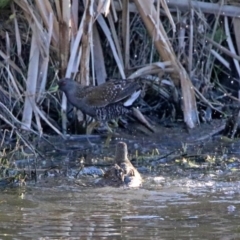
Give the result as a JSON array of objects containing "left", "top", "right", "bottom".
[{"left": 0, "top": 0, "right": 239, "bottom": 163}]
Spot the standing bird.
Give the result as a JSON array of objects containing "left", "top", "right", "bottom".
[{"left": 58, "top": 78, "right": 154, "bottom": 136}]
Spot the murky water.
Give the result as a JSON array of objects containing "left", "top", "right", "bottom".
[
  {"left": 1, "top": 125, "right": 240, "bottom": 239},
  {"left": 1, "top": 177, "right": 240, "bottom": 239}
]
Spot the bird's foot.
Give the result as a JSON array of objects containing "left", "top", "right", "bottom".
[
  {"left": 103, "top": 132, "right": 113, "bottom": 148},
  {"left": 85, "top": 135, "right": 100, "bottom": 149}
]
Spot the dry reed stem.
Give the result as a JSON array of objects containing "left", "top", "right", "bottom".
[
  {"left": 128, "top": 61, "right": 173, "bottom": 79},
  {"left": 107, "top": 12, "right": 124, "bottom": 68},
  {"left": 80, "top": 0, "right": 94, "bottom": 86},
  {"left": 122, "top": 0, "right": 130, "bottom": 69},
  {"left": 224, "top": 16, "right": 240, "bottom": 80},
  {"left": 97, "top": 13, "right": 125, "bottom": 78},
  {"left": 1, "top": 0, "right": 239, "bottom": 141},
  {"left": 92, "top": 24, "right": 107, "bottom": 85},
  {"left": 21, "top": 23, "right": 39, "bottom": 130},
  {"left": 133, "top": 0, "right": 198, "bottom": 128},
  {"left": 35, "top": 0, "right": 59, "bottom": 46}
]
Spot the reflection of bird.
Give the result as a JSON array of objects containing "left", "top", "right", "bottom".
[
  {"left": 102, "top": 142, "right": 142, "bottom": 187},
  {"left": 58, "top": 78, "right": 154, "bottom": 135}
]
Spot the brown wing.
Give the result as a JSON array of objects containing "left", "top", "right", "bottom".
[
  {"left": 83, "top": 79, "right": 140, "bottom": 108},
  {"left": 74, "top": 85, "right": 95, "bottom": 98}
]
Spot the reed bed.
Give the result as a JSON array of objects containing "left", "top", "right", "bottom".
[{"left": 0, "top": 0, "right": 239, "bottom": 174}]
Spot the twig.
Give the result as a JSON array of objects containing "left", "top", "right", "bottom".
[{"left": 187, "top": 122, "right": 226, "bottom": 142}]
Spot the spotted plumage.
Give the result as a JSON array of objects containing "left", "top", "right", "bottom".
[
  {"left": 95, "top": 104, "right": 131, "bottom": 121},
  {"left": 58, "top": 78, "right": 141, "bottom": 121}
]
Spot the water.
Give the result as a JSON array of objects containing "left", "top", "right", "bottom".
[
  {"left": 1, "top": 130, "right": 240, "bottom": 239},
  {"left": 1, "top": 178, "right": 240, "bottom": 239}
]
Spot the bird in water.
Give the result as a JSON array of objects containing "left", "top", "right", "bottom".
[
  {"left": 58, "top": 78, "right": 154, "bottom": 144},
  {"left": 98, "top": 141, "right": 142, "bottom": 187},
  {"left": 114, "top": 141, "right": 142, "bottom": 187}
]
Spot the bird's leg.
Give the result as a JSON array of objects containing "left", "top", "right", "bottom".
[
  {"left": 86, "top": 120, "right": 112, "bottom": 147},
  {"left": 109, "top": 119, "right": 119, "bottom": 128},
  {"left": 84, "top": 121, "right": 100, "bottom": 147},
  {"left": 86, "top": 121, "right": 100, "bottom": 134},
  {"left": 104, "top": 121, "right": 114, "bottom": 148},
  {"left": 104, "top": 118, "right": 124, "bottom": 147}
]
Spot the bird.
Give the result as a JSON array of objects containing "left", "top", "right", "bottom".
[
  {"left": 114, "top": 141, "right": 142, "bottom": 186},
  {"left": 58, "top": 78, "right": 154, "bottom": 136},
  {"left": 99, "top": 141, "right": 142, "bottom": 187}
]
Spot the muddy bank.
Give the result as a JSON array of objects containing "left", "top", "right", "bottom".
[{"left": 1, "top": 119, "right": 240, "bottom": 188}]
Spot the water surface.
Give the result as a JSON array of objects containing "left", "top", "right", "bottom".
[{"left": 1, "top": 177, "right": 240, "bottom": 239}]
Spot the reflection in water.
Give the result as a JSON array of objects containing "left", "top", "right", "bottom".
[{"left": 0, "top": 180, "right": 240, "bottom": 239}]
